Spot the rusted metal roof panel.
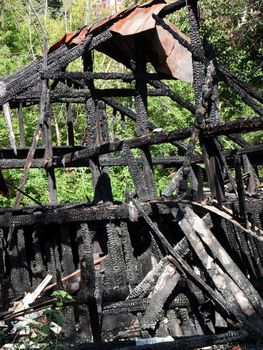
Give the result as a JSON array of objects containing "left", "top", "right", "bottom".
[{"left": 49, "top": 0, "right": 193, "bottom": 83}]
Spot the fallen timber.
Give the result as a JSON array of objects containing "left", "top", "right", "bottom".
[{"left": 1, "top": 0, "right": 263, "bottom": 348}]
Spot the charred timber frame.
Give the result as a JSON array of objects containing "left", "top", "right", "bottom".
[{"left": 1, "top": 0, "right": 263, "bottom": 345}]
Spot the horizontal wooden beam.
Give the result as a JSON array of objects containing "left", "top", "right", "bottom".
[
  {"left": 9, "top": 88, "right": 166, "bottom": 104},
  {"left": 61, "top": 117, "right": 263, "bottom": 165},
  {"left": 42, "top": 71, "right": 171, "bottom": 81},
  {"left": 0, "top": 201, "right": 172, "bottom": 227}
]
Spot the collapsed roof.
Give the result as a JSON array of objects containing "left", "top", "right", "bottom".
[{"left": 50, "top": 0, "right": 193, "bottom": 83}]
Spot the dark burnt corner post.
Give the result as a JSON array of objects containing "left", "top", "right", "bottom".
[
  {"left": 132, "top": 32, "right": 157, "bottom": 200},
  {"left": 187, "top": 0, "right": 226, "bottom": 206},
  {"left": 83, "top": 50, "right": 113, "bottom": 203}
]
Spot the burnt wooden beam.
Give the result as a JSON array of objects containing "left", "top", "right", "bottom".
[
  {"left": 132, "top": 33, "right": 157, "bottom": 199},
  {"left": 2, "top": 142, "right": 263, "bottom": 169},
  {"left": 0, "top": 30, "right": 112, "bottom": 107},
  {"left": 235, "top": 153, "right": 249, "bottom": 228},
  {"left": 176, "top": 207, "right": 263, "bottom": 331},
  {"left": 183, "top": 206, "right": 263, "bottom": 320},
  {"left": 187, "top": 0, "right": 204, "bottom": 106},
  {"left": 66, "top": 102, "right": 74, "bottom": 146},
  {"left": 153, "top": 14, "right": 263, "bottom": 115},
  {"left": 10, "top": 88, "right": 168, "bottom": 104},
  {"left": 42, "top": 71, "right": 171, "bottom": 81},
  {"left": 141, "top": 261, "right": 180, "bottom": 330},
  {"left": 132, "top": 199, "right": 263, "bottom": 333},
  {"left": 158, "top": 0, "right": 186, "bottom": 17},
  {"left": 62, "top": 330, "right": 249, "bottom": 350},
  {"left": 61, "top": 117, "right": 263, "bottom": 166}
]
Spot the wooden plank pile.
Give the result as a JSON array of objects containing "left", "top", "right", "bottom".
[{"left": 0, "top": 0, "right": 263, "bottom": 348}]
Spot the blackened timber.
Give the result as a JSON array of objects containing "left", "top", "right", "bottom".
[
  {"left": 141, "top": 262, "right": 180, "bottom": 330},
  {"left": 134, "top": 33, "right": 156, "bottom": 199},
  {"left": 131, "top": 199, "right": 263, "bottom": 333},
  {"left": 13, "top": 43, "right": 48, "bottom": 208},
  {"left": 176, "top": 208, "right": 263, "bottom": 330},
  {"left": 66, "top": 103, "right": 74, "bottom": 146},
  {"left": 44, "top": 105, "right": 58, "bottom": 205},
  {"left": 183, "top": 206, "right": 263, "bottom": 320},
  {"left": 103, "top": 96, "right": 197, "bottom": 157},
  {"left": 0, "top": 155, "right": 190, "bottom": 169},
  {"left": 63, "top": 331, "right": 248, "bottom": 350},
  {"left": 153, "top": 14, "right": 263, "bottom": 115},
  {"left": 0, "top": 45, "right": 68, "bottom": 105},
  {"left": 0, "top": 31, "right": 112, "bottom": 107},
  {"left": 43, "top": 71, "right": 171, "bottom": 81},
  {"left": 40, "top": 31, "right": 111, "bottom": 78},
  {"left": 93, "top": 101, "right": 113, "bottom": 202},
  {"left": 149, "top": 80, "right": 195, "bottom": 114},
  {"left": 86, "top": 97, "right": 102, "bottom": 202},
  {"left": 187, "top": 0, "right": 204, "bottom": 106},
  {"left": 235, "top": 154, "right": 249, "bottom": 228},
  {"left": 61, "top": 117, "right": 263, "bottom": 165},
  {"left": 11, "top": 88, "right": 166, "bottom": 104},
  {"left": 3, "top": 141, "right": 263, "bottom": 169},
  {"left": 158, "top": 0, "right": 186, "bottom": 17},
  {"left": 123, "top": 145, "right": 148, "bottom": 198}
]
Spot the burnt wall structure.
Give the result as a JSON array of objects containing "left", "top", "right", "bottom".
[{"left": 0, "top": 0, "right": 263, "bottom": 348}]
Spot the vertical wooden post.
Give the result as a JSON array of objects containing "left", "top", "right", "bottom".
[
  {"left": 17, "top": 102, "right": 25, "bottom": 147},
  {"left": 44, "top": 105, "right": 57, "bottom": 205},
  {"left": 134, "top": 33, "right": 156, "bottom": 199},
  {"left": 66, "top": 102, "right": 74, "bottom": 146},
  {"left": 235, "top": 153, "right": 249, "bottom": 228},
  {"left": 83, "top": 52, "right": 113, "bottom": 203}
]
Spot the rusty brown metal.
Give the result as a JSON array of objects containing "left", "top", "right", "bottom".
[{"left": 49, "top": 0, "right": 193, "bottom": 83}]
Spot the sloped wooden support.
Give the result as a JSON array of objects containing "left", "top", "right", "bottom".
[
  {"left": 128, "top": 257, "right": 169, "bottom": 300},
  {"left": 132, "top": 199, "right": 263, "bottom": 334},
  {"left": 183, "top": 206, "right": 263, "bottom": 319},
  {"left": 176, "top": 207, "right": 263, "bottom": 331},
  {"left": 0, "top": 31, "right": 112, "bottom": 107},
  {"left": 153, "top": 14, "right": 263, "bottom": 116},
  {"left": 235, "top": 153, "right": 249, "bottom": 228},
  {"left": 141, "top": 261, "right": 180, "bottom": 330},
  {"left": 127, "top": 236, "right": 189, "bottom": 300},
  {"left": 162, "top": 166, "right": 184, "bottom": 197},
  {"left": 2, "top": 103, "right": 17, "bottom": 155}
]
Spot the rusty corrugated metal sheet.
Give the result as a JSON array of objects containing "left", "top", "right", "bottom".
[{"left": 49, "top": 0, "right": 193, "bottom": 83}]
